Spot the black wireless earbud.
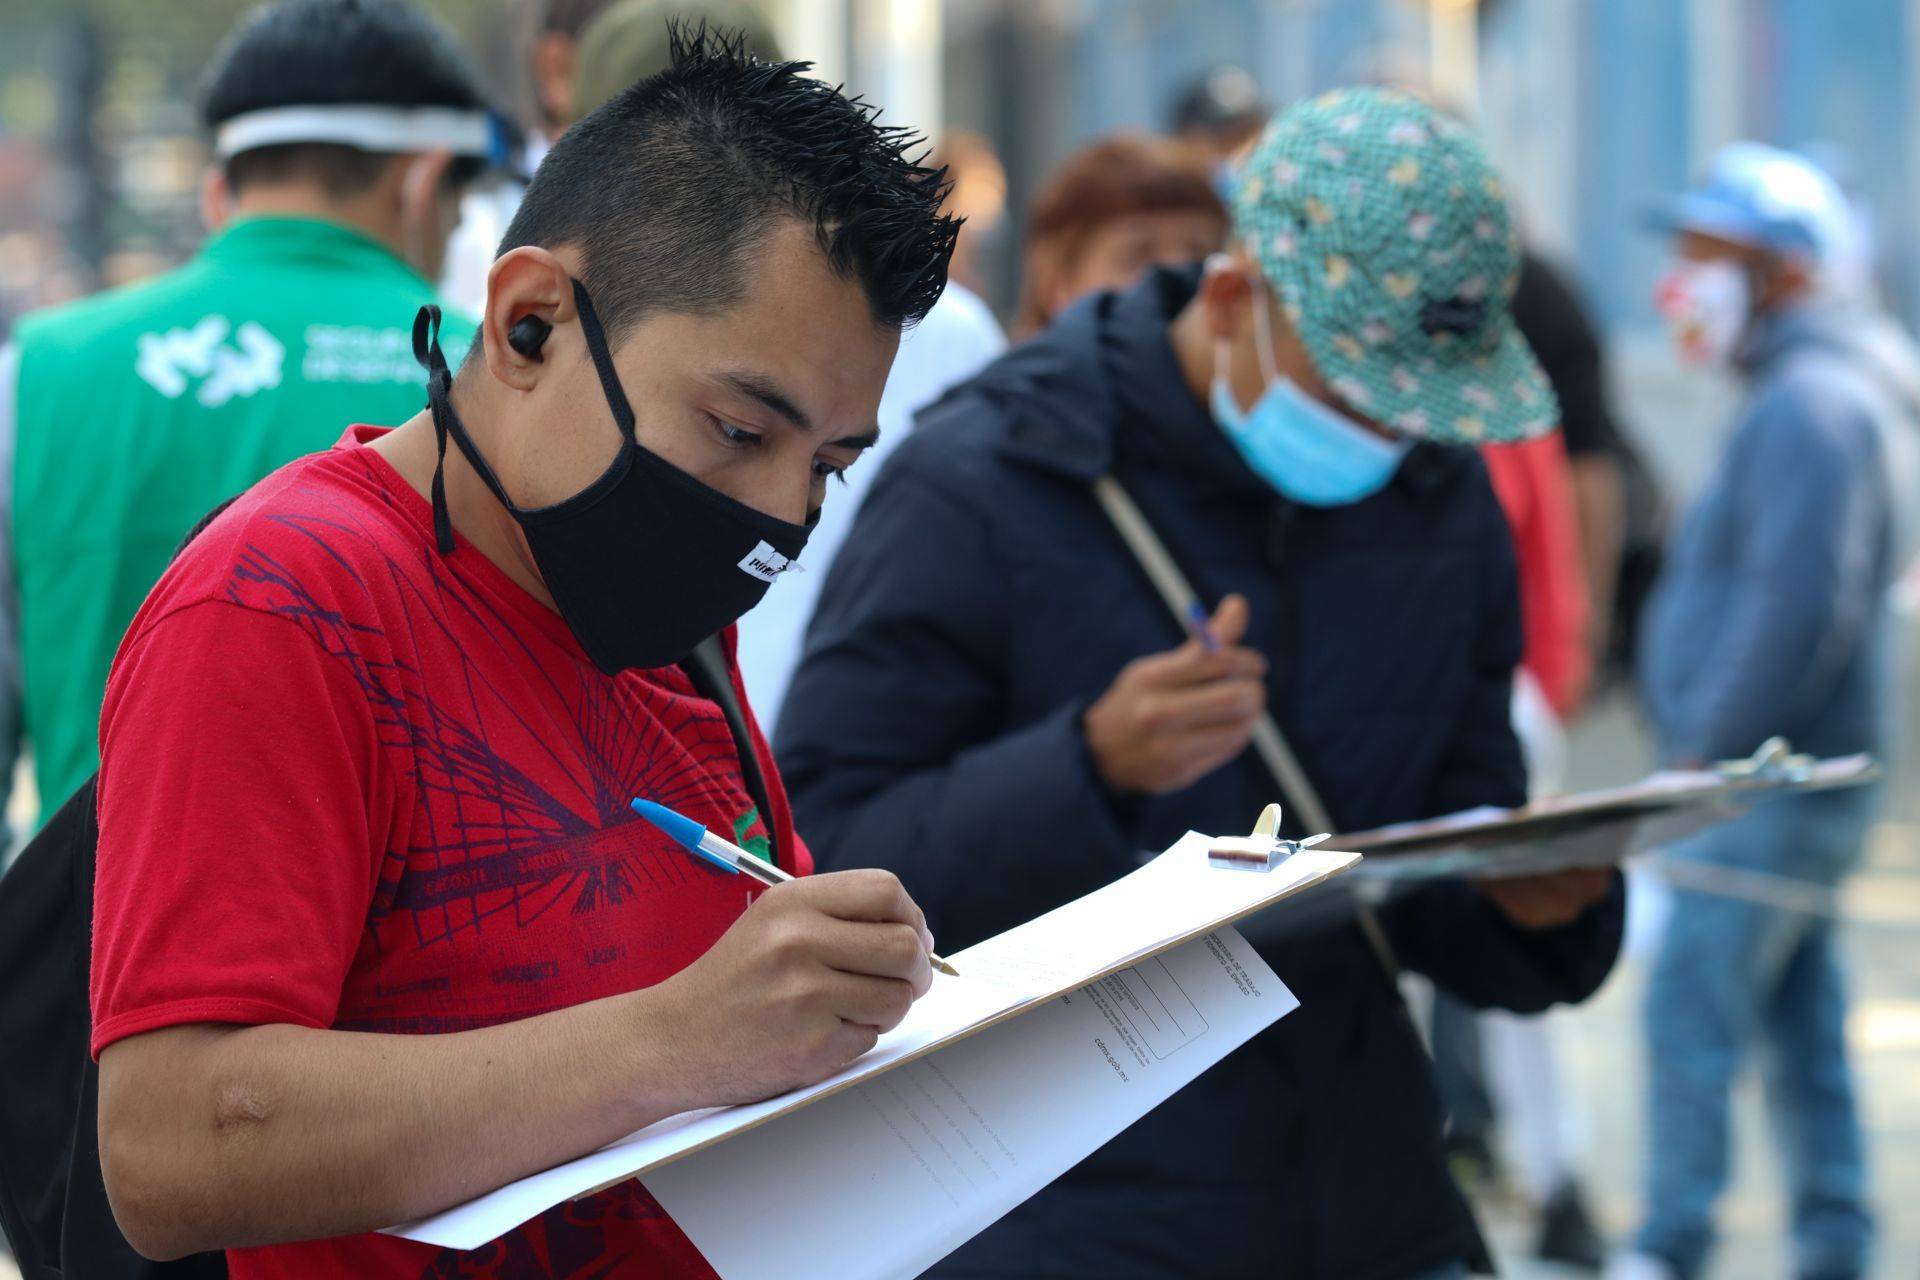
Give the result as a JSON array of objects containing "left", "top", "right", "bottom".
[{"left": 507, "top": 314, "right": 552, "bottom": 359}]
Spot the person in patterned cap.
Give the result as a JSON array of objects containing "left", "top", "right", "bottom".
[{"left": 778, "top": 86, "right": 1624, "bottom": 1279}]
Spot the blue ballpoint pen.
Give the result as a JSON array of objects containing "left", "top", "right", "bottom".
[
  {"left": 1184, "top": 599, "right": 1220, "bottom": 652},
  {"left": 631, "top": 797, "right": 959, "bottom": 976}
]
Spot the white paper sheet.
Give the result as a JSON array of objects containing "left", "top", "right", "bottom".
[
  {"left": 646, "top": 926, "right": 1295, "bottom": 1280},
  {"left": 389, "top": 833, "right": 1358, "bottom": 1250}
]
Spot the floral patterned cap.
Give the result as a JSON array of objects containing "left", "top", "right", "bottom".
[{"left": 1231, "top": 86, "right": 1556, "bottom": 443}]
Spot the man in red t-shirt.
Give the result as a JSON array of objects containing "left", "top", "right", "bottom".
[{"left": 90, "top": 24, "right": 959, "bottom": 1277}]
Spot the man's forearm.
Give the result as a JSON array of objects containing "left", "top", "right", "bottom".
[{"left": 100, "top": 983, "right": 699, "bottom": 1258}]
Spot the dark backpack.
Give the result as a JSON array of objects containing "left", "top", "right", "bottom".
[
  {"left": 0, "top": 778, "right": 227, "bottom": 1278},
  {"left": 0, "top": 496, "right": 242, "bottom": 1276}
]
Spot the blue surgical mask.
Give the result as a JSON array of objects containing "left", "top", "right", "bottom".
[{"left": 1209, "top": 287, "right": 1409, "bottom": 506}]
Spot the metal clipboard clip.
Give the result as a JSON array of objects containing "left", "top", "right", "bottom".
[
  {"left": 1207, "top": 802, "right": 1331, "bottom": 872},
  {"left": 1715, "top": 736, "right": 1816, "bottom": 784}
]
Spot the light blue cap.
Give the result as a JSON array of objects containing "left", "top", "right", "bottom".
[{"left": 1650, "top": 141, "right": 1855, "bottom": 265}]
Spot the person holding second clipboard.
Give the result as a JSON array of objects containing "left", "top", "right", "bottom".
[{"left": 778, "top": 87, "right": 1625, "bottom": 1280}]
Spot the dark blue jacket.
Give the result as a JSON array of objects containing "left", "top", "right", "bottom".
[{"left": 777, "top": 267, "right": 1625, "bottom": 1280}]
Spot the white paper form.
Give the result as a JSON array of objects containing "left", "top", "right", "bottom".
[
  {"left": 389, "top": 834, "right": 1358, "bottom": 1250},
  {"left": 647, "top": 926, "right": 1295, "bottom": 1280}
]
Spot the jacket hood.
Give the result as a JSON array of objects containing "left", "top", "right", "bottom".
[
  {"left": 927, "top": 277, "right": 1151, "bottom": 483},
  {"left": 1741, "top": 301, "right": 1920, "bottom": 422}
]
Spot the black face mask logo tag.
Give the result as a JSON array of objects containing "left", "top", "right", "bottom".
[{"left": 412, "top": 280, "right": 813, "bottom": 674}]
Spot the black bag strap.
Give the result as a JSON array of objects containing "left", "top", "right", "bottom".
[{"left": 678, "top": 637, "right": 788, "bottom": 874}]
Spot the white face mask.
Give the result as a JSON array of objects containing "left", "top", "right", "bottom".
[{"left": 1654, "top": 259, "right": 1753, "bottom": 366}]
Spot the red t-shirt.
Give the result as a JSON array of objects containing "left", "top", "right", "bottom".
[{"left": 91, "top": 426, "right": 810, "bottom": 1279}]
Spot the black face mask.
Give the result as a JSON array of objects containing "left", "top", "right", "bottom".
[{"left": 412, "top": 279, "right": 813, "bottom": 674}]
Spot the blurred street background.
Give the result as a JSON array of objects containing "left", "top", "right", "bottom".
[
  {"left": 1467, "top": 693, "right": 1920, "bottom": 1278},
  {"left": 1, "top": 0, "right": 1917, "bottom": 1276}
]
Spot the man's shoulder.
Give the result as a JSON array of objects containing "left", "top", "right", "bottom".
[
  {"left": 1741, "top": 352, "right": 1887, "bottom": 464},
  {"left": 131, "top": 442, "right": 422, "bottom": 641}
]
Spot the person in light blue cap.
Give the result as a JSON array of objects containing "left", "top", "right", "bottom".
[{"left": 1616, "top": 142, "right": 1920, "bottom": 1280}]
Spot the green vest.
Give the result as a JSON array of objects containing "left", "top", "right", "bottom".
[{"left": 11, "top": 216, "right": 476, "bottom": 819}]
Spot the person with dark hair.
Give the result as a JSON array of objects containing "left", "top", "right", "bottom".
[
  {"left": 779, "top": 87, "right": 1624, "bottom": 1279},
  {"left": 1168, "top": 64, "right": 1269, "bottom": 169},
  {"left": 1014, "top": 133, "right": 1228, "bottom": 337},
  {"left": 0, "top": 0, "right": 493, "bottom": 830},
  {"left": 198, "top": 0, "right": 497, "bottom": 229},
  {"left": 529, "top": 0, "right": 623, "bottom": 143},
  {"left": 88, "top": 26, "right": 957, "bottom": 1277}
]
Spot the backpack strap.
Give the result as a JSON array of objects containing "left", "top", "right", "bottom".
[{"left": 679, "top": 637, "right": 787, "bottom": 874}]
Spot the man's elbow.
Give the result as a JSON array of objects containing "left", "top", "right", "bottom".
[
  {"left": 100, "top": 1116, "right": 221, "bottom": 1261},
  {"left": 98, "top": 1034, "right": 251, "bottom": 1261}
]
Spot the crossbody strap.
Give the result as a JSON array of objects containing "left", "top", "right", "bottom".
[
  {"left": 679, "top": 637, "right": 787, "bottom": 873},
  {"left": 1089, "top": 474, "right": 1402, "bottom": 974},
  {"left": 1091, "top": 475, "right": 1336, "bottom": 832}
]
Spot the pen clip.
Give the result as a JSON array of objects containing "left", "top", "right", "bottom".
[{"left": 1717, "top": 736, "right": 1814, "bottom": 784}]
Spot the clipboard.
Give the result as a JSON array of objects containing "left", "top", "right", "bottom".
[
  {"left": 388, "top": 816, "right": 1360, "bottom": 1250},
  {"left": 1339, "top": 743, "right": 1879, "bottom": 885}
]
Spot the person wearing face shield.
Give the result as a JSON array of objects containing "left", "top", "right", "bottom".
[
  {"left": 85, "top": 25, "right": 959, "bottom": 1277},
  {"left": 0, "top": 0, "right": 499, "bottom": 832},
  {"left": 1613, "top": 144, "right": 1920, "bottom": 1280},
  {"left": 778, "top": 88, "right": 1625, "bottom": 1280}
]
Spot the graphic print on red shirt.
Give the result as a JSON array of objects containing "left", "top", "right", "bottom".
[{"left": 92, "top": 427, "right": 809, "bottom": 1279}]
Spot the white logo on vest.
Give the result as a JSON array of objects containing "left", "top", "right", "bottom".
[{"left": 135, "top": 315, "right": 285, "bottom": 407}]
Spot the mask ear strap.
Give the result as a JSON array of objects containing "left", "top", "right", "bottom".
[
  {"left": 413, "top": 303, "right": 518, "bottom": 554},
  {"left": 570, "top": 278, "right": 637, "bottom": 443},
  {"left": 1248, "top": 274, "right": 1284, "bottom": 387},
  {"left": 412, "top": 305, "right": 460, "bottom": 554}
]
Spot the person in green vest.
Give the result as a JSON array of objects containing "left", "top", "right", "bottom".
[{"left": 0, "top": 0, "right": 494, "bottom": 827}]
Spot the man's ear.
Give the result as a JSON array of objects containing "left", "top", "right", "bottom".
[
  {"left": 1756, "top": 251, "right": 1815, "bottom": 311},
  {"left": 199, "top": 165, "right": 233, "bottom": 233},
  {"left": 393, "top": 148, "right": 458, "bottom": 278},
  {"left": 1197, "top": 251, "right": 1256, "bottom": 343},
  {"left": 399, "top": 149, "right": 455, "bottom": 226},
  {"left": 480, "top": 247, "right": 577, "bottom": 392}
]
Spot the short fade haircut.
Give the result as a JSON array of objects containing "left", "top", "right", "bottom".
[
  {"left": 496, "top": 23, "right": 959, "bottom": 341},
  {"left": 202, "top": 0, "right": 487, "bottom": 196}
]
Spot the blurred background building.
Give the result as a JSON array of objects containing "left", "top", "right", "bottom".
[{"left": 7, "top": 0, "right": 1920, "bottom": 335}]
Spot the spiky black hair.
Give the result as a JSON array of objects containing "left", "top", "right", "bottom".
[{"left": 498, "top": 21, "right": 959, "bottom": 335}]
